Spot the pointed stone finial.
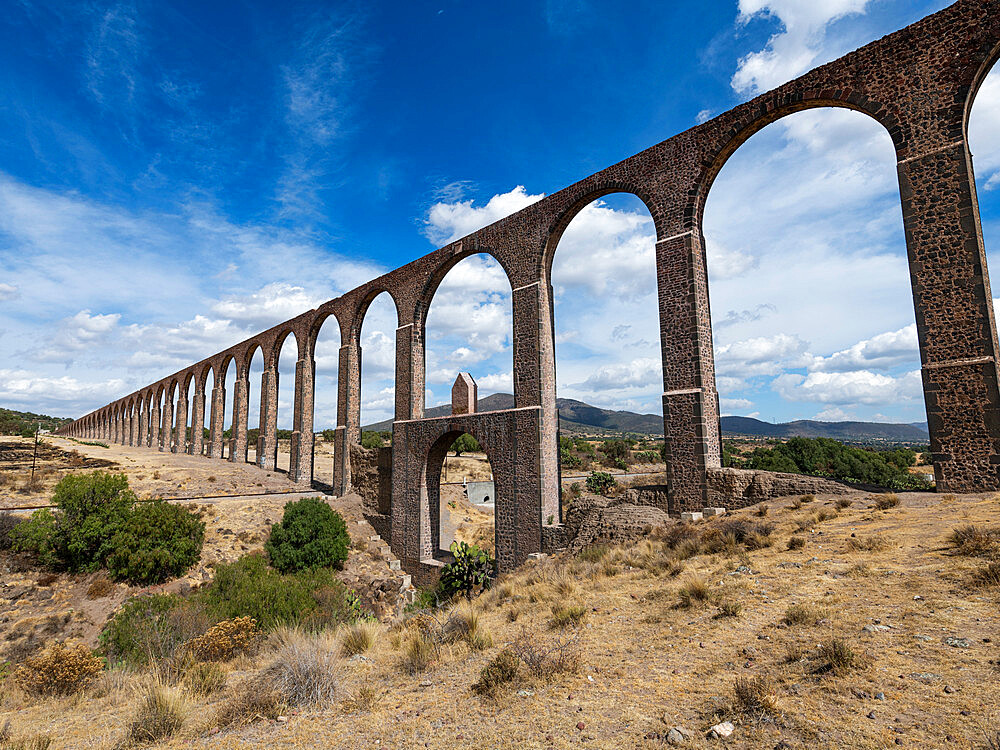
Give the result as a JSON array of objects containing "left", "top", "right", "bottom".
[{"left": 452, "top": 373, "right": 477, "bottom": 415}]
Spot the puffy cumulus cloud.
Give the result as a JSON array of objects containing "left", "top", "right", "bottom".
[
  {"left": 423, "top": 253, "right": 513, "bottom": 399},
  {"left": 578, "top": 357, "right": 661, "bottom": 391},
  {"left": 0, "top": 283, "right": 18, "bottom": 300},
  {"left": 31, "top": 310, "right": 121, "bottom": 364},
  {"left": 731, "top": 0, "right": 871, "bottom": 95},
  {"left": 423, "top": 186, "right": 545, "bottom": 246},
  {"left": 210, "top": 283, "right": 326, "bottom": 330},
  {"left": 0, "top": 369, "right": 128, "bottom": 415},
  {"left": 120, "top": 315, "right": 249, "bottom": 372},
  {"left": 476, "top": 371, "right": 513, "bottom": 392},
  {"left": 808, "top": 323, "right": 918, "bottom": 373},
  {"left": 552, "top": 199, "right": 656, "bottom": 300},
  {"left": 720, "top": 397, "right": 755, "bottom": 414},
  {"left": 773, "top": 368, "right": 922, "bottom": 405},
  {"left": 715, "top": 333, "right": 809, "bottom": 377}
]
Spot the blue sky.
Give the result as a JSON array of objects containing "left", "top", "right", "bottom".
[{"left": 1, "top": 0, "right": 998, "bottom": 431}]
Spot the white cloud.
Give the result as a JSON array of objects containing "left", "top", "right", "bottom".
[
  {"left": 707, "top": 239, "right": 757, "bottom": 280},
  {"left": 211, "top": 282, "right": 325, "bottom": 330},
  {"left": 578, "top": 357, "right": 661, "bottom": 391},
  {"left": 731, "top": 0, "right": 871, "bottom": 95},
  {"left": 476, "top": 371, "right": 513, "bottom": 392},
  {"left": 808, "top": 323, "right": 917, "bottom": 373},
  {"left": 715, "top": 333, "right": 809, "bottom": 377},
  {"left": 720, "top": 397, "right": 754, "bottom": 413},
  {"left": 31, "top": 309, "right": 121, "bottom": 364},
  {"left": 0, "top": 368, "right": 127, "bottom": 414},
  {"left": 423, "top": 186, "right": 544, "bottom": 246},
  {"left": 0, "top": 283, "right": 18, "bottom": 300},
  {"left": 773, "top": 369, "right": 922, "bottom": 405}
]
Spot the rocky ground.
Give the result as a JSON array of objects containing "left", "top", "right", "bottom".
[{"left": 1, "top": 438, "right": 998, "bottom": 749}]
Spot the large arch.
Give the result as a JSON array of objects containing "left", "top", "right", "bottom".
[{"left": 702, "top": 107, "right": 924, "bottom": 430}]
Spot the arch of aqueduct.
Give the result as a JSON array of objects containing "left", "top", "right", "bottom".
[{"left": 57, "top": 0, "right": 1000, "bottom": 577}]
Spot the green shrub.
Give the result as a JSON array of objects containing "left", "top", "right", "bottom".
[
  {"left": 100, "top": 594, "right": 210, "bottom": 667},
  {"left": 438, "top": 542, "right": 494, "bottom": 599},
  {"left": 450, "top": 433, "right": 481, "bottom": 456},
  {"left": 107, "top": 500, "right": 205, "bottom": 584},
  {"left": 11, "top": 474, "right": 203, "bottom": 584},
  {"left": 0, "top": 511, "right": 20, "bottom": 550},
  {"left": 265, "top": 497, "right": 349, "bottom": 573},
  {"left": 360, "top": 431, "right": 384, "bottom": 449},
  {"left": 634, "top": 450, "right": 660, "bottom": 463},
  {"left": 9, "top": 509, "right": 60, "bottom": 568},
  {"left": 585, "top": 471, "right": 617, "bottom": 495},
  {"left": 321, "top": 429, "right": 336, "bottom": 442},
  {"left": 198, "top": 554, "right": 350, "bottom": 631},
  {"left": 559, "top": 448, "right": 582, "bottom": 468}
]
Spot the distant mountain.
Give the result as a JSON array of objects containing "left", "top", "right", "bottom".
[
  {"left": 363, "top": 393, "right": 661, "bottom": 436},
  {"left": 363, "top": 394, "right": 929, "bottom": 443},
  {"left": 720, "top": 416, "right": 929, "bottom": 442}
]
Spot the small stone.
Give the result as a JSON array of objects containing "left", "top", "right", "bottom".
[
  {"left": 276, "top": 716, "right": 288, "bottom": 723},
  {"left": 943, "top": 685, "right": 956, "bottom": 694},
  {"left": 517, "top": 689, "right": 534, "bottom": 697},
  {"left": 707, "top": 721, "right": 734, "bottom": 739},
  {"left": 666, "top": 728, "right": 686, "bottom": 745},
  {"left": 577, "top": 722, "right": 586, "bottom": 731},
  {"left": 943, "top": 636, "right": 970, "bottom": 648},
  {"left": 863, "top": 624, "right": 891, "bottom": 633},
  {"left": 875, "top": 692, "right": 886, "bottom": 701},
  {"left": 867, "top": 711, "right": 877, "bottom": 719},
  {"left": 774, "top": 742, "right": 793, "bottom": 750}
]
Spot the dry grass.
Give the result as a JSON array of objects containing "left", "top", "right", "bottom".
[
  {"left": 847, "top": 532, "right": 893, "bottom": 552},
  {"left": 341, "top": 682, "right": 387, "bottom": 713},
  {"left": 340, "top": 620, "right": 379, "bottom": 657},
  {"left": 835, "top": 497, "right": 853, "bottom": 510},
  {"left": 121, "top": 683, "right": 186, "bottom": 746},
  {"left": 817, "top": 638, "right": 858, "bottom": 675},
  {"left": 182, "top": 662, "right": 227, "bottom": 696},
  {"left": 549, "top": 603, "right": 587, "bottom": 629},
  {"left": 873, "top": 492, "right": 900, "bottom": 510},
  {"left": 472, "top": 649, "right": 520, "bottom": 699},
  {"left": 787, "top": 536, "right": 806, "bottom": 551},
  {"left": 400, "top": 632, "right": 438, "bottom": 675},
  {"left": 948, "top": 525, "right": 1000, "bottom": 557},
  {"left": 715, "top": 599, "right": 743, "bottom": 618},
  {"left": 677, "top": 574, "right": 712, "bottom": 608},
  {"left": 732, "top": 675, "right": 782, "bottom": 718},
  {"left": 783, "top": 603, "right": 823, "bottom": 626},
  {"left": 260, "top": 630, "right": 339, "bottom": 706},
  {"left": 974, "top": 561, "right": 1000, "bottom": 587},
  {"left": 211, "top": 680, "right": 285, "bottom": 729},
  {"left": 0, "top": 722, "right": 52, "bottom": 750}
]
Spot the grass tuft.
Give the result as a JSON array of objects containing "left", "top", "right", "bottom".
[{"left": 341, "top": 620, "right": 379, "bottom": 657}]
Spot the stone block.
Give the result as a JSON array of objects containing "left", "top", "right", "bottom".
[
  {"left": 702, "top": 507, "right": 726, "bottom": 517},
  {"left": 680, "top": 511, "right": 703, "bottom": 522}
]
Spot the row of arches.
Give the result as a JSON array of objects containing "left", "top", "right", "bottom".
[{"left": 63, "top": 3, "right": 1000, "bottom": 524}]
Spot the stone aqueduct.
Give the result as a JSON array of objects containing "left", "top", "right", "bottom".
[{"left": 57, "top": 0, "right": 1000, "bottom": 576}]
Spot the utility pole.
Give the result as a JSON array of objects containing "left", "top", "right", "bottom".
[{"left": 29, "top": 422, "right": 40, "bottom": 488}]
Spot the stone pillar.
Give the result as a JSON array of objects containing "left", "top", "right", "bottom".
[
  {"left": 190, "top": 386, "right": 205, "bottom": 456},
  {"left": 174, "top": 391, "right": 188, "bottom": 454},
  {"left": 231, "top": 375, "right": 249, "bottom": 463},
  {"left": 138, "top": 402, "right": 148, "bottom": 447},
  {"left": 160, "top": 396, "right": 173, "bottom": 452},
  {"left": 112, "top": 411, "right": 120, "bottom": 444},
  {"left": 452, "top": 373, "right": 477, "bottom": 415},
  {"left": 511, "top": 280, "right": 560, "bottom": 527},
  {"left": 149, "top": 402, "right": 160, "bottom": 450},
  {"left": 130, "top": 408, "right": 138, "bottom": 446},
  {"left": 395, "top": 323, "right": 424, "bottom": 421},
  {"left": 259, "top": 365, "right": 278, "bottom": 470},
  {"left": 209, "top": 383, "right": 226, "bottom": 458},
  {"left": 333, "top": 340, "right": 360, "bottom": 495},
  {"left": 289, "top": 355, "right": 315, "bottom": 483},
  {"left": 657, "top": 230, "right": 721, "bottom": 511},
  {"left": 898, "top": 140, "right": 1000, "bottom": 491}
]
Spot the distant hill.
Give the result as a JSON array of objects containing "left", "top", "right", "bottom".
[
  {"left": 363, "top": 394, "right": 929, "bottom": 442},
  {"left": 720, "top": 416, "right": 928, "bottom": 442},
  {"left": 0, "top": 407, "right": 73, "bottom": 435}
]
